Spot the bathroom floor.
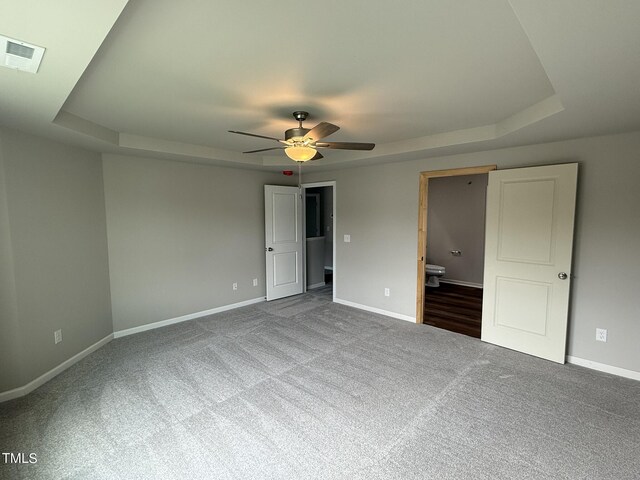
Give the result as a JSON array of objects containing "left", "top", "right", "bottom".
[{"left": 423, "top": 283, "right": 482, "bottom": 338}]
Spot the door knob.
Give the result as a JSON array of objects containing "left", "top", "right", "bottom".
[
  {"left": 558, "top": 272, "right": 568, "bottom": 280},
  {"left": 266, "top": 247, "right": 274, "bottom": 252}
]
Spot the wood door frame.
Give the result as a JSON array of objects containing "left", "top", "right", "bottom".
[{"left": 415, "top": 165, "right": 496, "bottom": 324}]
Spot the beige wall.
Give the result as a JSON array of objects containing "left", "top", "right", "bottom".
[
  {"left": 102, "top": 154, "right": 292, "bottom": 331},
  {"left": 304, "top": 131, "right": 640, "bottom": 373},
  {"left": 0, "top": 128, "right": 112, "bottom": 392}
]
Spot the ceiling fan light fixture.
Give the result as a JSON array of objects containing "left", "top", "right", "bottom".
[
  {"left": 285, "top": 146, "right": 316, "bottom": 162},
  {"left": 229, "top": 110, "right": 375, "bottom": 160}
]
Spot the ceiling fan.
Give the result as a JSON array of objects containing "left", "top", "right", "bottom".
[{"left": 229, "top": 111, "right": 375, "bottom": 162}]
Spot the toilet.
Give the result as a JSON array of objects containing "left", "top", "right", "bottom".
[{"left": 425, "top": 263, "right": 446, "bottom": 287}]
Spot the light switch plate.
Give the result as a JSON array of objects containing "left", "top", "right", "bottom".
[{"left": 344, "top": 234, "right": 351, "bottom": 243}]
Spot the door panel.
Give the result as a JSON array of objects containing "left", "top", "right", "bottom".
[
  {"left": 272, "top": 193, "right": 298, "bottom": 243},
  {"left": 265, "top": 185, "right": 303, "bottom": 301},
  {"left": 497, "top": 179, "right": 556, "bottom": 263},
  {"left": 495, "top": 277, "right": 550, "bottom": 335},
  {"left": 482, "top": 163, "right": 578, "bottom": 363},
  {"left": 273, "top": 252, "right": 298, "bottom": 286}
]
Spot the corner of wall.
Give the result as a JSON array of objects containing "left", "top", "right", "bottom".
[
  {"left": 0, "top": 129, "right": 24, "bottom": 392},
  {"left": 0, "top": 128, "right": 114, "bottom": 397}
]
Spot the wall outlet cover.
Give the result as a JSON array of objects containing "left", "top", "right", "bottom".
[{"left": 344, "top": 234, "right": 351, "bottom": 243}]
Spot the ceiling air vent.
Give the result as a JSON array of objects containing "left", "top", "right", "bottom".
[{"left": 0, "top": 35, "right": 45, "bottom": 73}]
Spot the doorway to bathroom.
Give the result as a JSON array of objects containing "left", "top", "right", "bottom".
[
  {"left": 302, "top": 182, "right": 335, "bottom": 301},
  {"left": 415, "top": 165, "right": 496, "bottom": 338}
]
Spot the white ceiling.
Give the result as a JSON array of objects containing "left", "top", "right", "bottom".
[{"left": 1, "top": 0, "right": 639, "bottom": 170}]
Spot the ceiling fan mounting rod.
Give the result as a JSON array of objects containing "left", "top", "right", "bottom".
[{"left": 292, "top": 110, "right": 309, "bottom": 128}]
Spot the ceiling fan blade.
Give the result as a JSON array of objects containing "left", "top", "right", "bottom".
[
  {"left": 228, "top": 130, "right": 282, "bottom": 142},
  {"left": 243, "top": 147, "right": 286, "bottom": 153},
  {"left": 303, "top": 122, "right": 340, "bottom": 142},
  {"left": 315, "top": 141, "right": 375, "bottom": 150},
  {"left": 311, "top": 151, "right": 324, "bottom": 160}
]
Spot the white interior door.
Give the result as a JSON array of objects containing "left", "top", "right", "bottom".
[
  {"left": 265, "top": 185, "right": 303, "bottom": 301},
  {"left": 481, "top": 163, "right": 578, "bottom": 363}
]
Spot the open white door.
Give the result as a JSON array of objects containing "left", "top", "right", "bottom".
[
  {"left": 265, "top": 185, "right": 303, "bottom": 301},
  {"left": 481, "top": 163, "right": 578, "bottom": 363}
]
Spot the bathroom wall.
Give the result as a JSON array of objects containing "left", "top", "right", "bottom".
[{"left": 426, "top": 174, "right": 488, "bottom": 286}]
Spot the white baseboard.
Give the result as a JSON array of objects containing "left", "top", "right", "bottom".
[
  {"left": 440, "top": 279, "right": 483, "bottom": 288},
  {"left": 113, "top": 296, "right": 266, "bottom": 338},
  {"left": 307, "top": 281, "right": 326, "bottom": 290},
  {"left": 0, "top": 297, "right": 268, "bottom": 403},
  {"left": 0, "top": 333, "right": 114, "bottom": 403},
  {"left": 566, "top": 356, "right": 640, "bottom": 381},
  {"left": 334, "top": 298, "right": 416, "bottom": 323}
]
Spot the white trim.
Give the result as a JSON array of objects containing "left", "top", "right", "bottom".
[
  {"left": 0, "top": 333, "right": 113, "bottom": 403},
  {"left": 334, "top": 298, "right": 416, "bottom": 323},
  {"left": 307, "top": 281, "right": 326, "bottom": 290},
  {"left": 566, "top": 356, "right": 640, "bottom": 381},
  {"left": 440, "top": 279, "right": 483, "bottom": 288},
  {"left": 301, "top": 181, "right": 334, "bottom": 189},
  {"left": 113, "top": 297, "right": 265, "bottom": 338}
]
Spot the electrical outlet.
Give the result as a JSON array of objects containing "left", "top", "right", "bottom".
[
  {"left": 232, "top": 282, "right": 238, "bottom": 291},
  {"left": 596, "top": 328, "right": 607, "bottom": 342},
  {"left": 343, "top": 234, "right": 351, "bottom": 243},
  {"left": 253, "top": 278, "right": 258, "bottom": 287},
  {"left": 54, "top": 329, "right": 62, "bottom": 344},
  {"left": 384, "top": 288, "right": 390, "bottom": 297}
]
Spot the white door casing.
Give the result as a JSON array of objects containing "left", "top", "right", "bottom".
[
  {"left": 481, "top": 163, "right": 578, "bottom": 363},
  {"left": 265, "top": 185, "right": 303, "bottom": 301}
]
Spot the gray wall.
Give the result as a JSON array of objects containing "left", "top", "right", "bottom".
[
  {"left": 304, "top": 131, "right": 640, "bottom": 373},
  {"left": 321, "top": 186, "right": 334, "bottom": 269},
  {"left": 426, "top": 174, "right": 487, "bottom": 285},
  {"left": 102, "top": 154, "right": 291, "bottom": 332},
  {"left": 0, "top": 135, "right": 22, "bottom": 391},
  {"left": 0, "top": 128, "right": 112, "bottom": 392},
  {"left": 2, "top": 128, "right": 638, "bottom": 392},
  {"left": 306, "top": 237, "right": 325, "bottom": 288}
]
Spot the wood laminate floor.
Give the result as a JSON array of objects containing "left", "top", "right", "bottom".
[{"left": 424, "top": 282, "right": 483, "bottom": 338}]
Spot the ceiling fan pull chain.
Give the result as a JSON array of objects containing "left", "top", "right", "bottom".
[{"left": 298, "top": 161, "right": 302, "bottom": 189}]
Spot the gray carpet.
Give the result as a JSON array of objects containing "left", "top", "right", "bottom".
[{"left": 1, "top": 287, "right": 639, "bottom": 479}]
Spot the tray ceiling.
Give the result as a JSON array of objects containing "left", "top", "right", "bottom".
[{"left": 1, "top": 0, "right": 639, "bottom": 169}]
